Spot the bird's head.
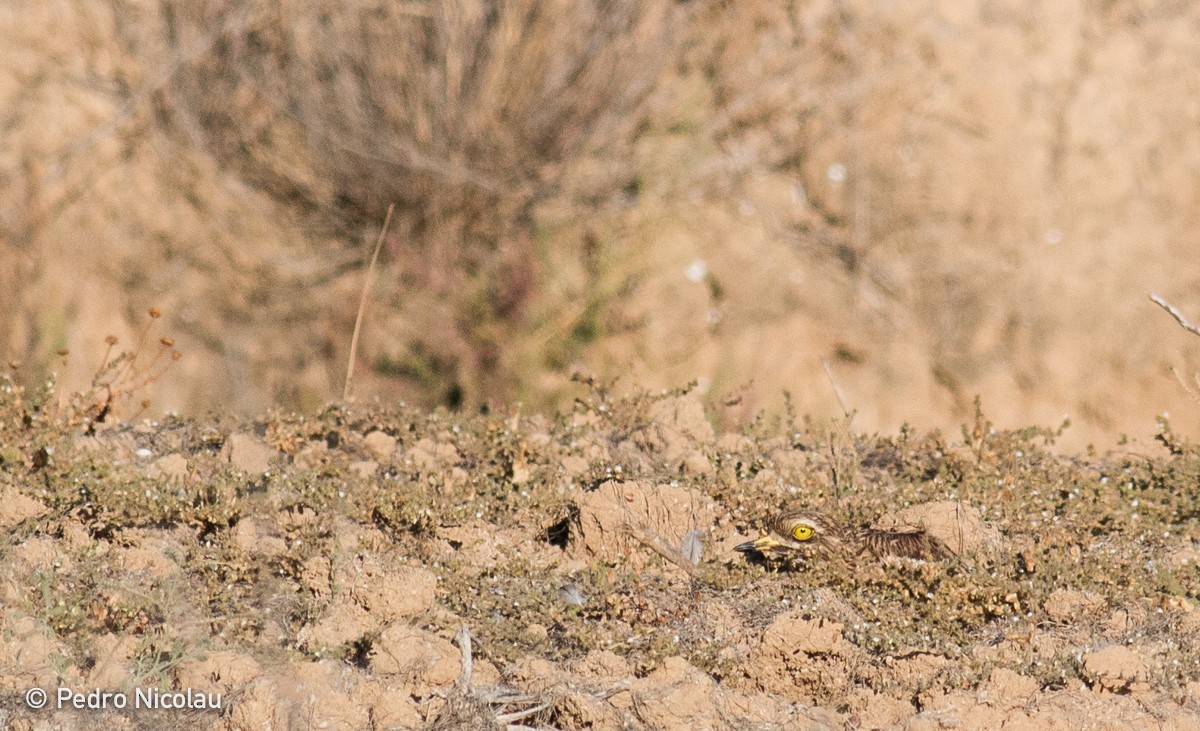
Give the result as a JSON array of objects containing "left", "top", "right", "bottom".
[{"left": 735, "top": 511, "right": 846, "bottom": 560}]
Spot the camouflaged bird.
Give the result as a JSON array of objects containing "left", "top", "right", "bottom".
[{"left": 735, "top": 509, "right": 953, "bottom": 563}]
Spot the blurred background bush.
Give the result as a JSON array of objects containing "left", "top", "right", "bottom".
[{"left": 3, "top": 0, "right": 1199, "bottom": 446}]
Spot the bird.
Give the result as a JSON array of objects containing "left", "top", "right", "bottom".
[{"left": 735, "top": 509, "right": 952, "bottom": 563}]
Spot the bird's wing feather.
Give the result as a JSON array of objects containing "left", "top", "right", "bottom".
[{"left": 860, "top": 528, "right": 952, "bottom": 560}]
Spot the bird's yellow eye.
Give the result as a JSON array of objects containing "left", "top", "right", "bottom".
[{"left": 791, "top": 523, "right": 815, "bottom": 541}]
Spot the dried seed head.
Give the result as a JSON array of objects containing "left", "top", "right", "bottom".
[
  {"left": 171, "top": 350, "right": 182, "bottom": 361},
  {"left": 105, "top": 335, "right": 118, "bottom": 345},
  {"left": 149, "top": 307, "right": 161, "bottom": 318},
  {"left": 160, "top": 337, "right": 174, "bottom": 347}
]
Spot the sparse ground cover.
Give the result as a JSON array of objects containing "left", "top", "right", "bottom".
[
  {"left": 7, "top": 4, "right": 1200, "bottom": 729},
  {"left": 1, "top": 381, "right": 1198, "bottom": 729}
]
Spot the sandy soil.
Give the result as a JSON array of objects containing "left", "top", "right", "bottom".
[
  {"left": 0, "top": 389, "right": 1198, "bottom": 729},
  {"left": 3, "top": 1, "right": 1200, "bottom": 449},
  {"left": 3, "top": 4, "right": 1200, "bottom": 727}
]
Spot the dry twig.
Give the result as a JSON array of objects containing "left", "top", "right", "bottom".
[
  {"left": 454, "top": 623, "right": 473, "bottom": 693},
  {"left": 624, "top": 523, "right": 706, "bottom": 581},
  {"left": 1149, "top": 293, "right": 1200, "bottom": 403},
  {"left": 1150, "top": 292, "right": 1200, "bottom": 337}
]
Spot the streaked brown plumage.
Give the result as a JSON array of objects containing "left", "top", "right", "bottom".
[{"left": 735, "top": 509, "right": 951, "bottom": 563}]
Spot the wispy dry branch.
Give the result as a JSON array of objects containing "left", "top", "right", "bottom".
[{"left": 1150, "top": 292, "right": 1200, "bottom": 337}]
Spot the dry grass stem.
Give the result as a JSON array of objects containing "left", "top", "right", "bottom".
[
  {"left": 1169, "top": 367, "right": 1200, "bottom": 404},
  {"left": 820, "top": 354, "right": 854, "bottom": 421},
  {"left": 343, "top": 203, "right": 394, "bottom": 401}
]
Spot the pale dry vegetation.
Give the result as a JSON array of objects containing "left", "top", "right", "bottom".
[
  {"left": 130, "top": 0, "right": 696, "bottom": 406},
  {"left": 5, "top": 2, "right": 1200, "bottom": 729},
  {"left": 4, "top": 1, "right": 1200, "bottom": 444}
]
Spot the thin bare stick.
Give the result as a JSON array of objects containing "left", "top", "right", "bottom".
[
  {"left": 455, "top": 623, "right": 473, "bottom": 693},
  {"left": 495, "top": 701, "right": 554, "bottom": 724},
  {"left": 1169, "top": 366, "right": 1200, "bottom": 404},
  {"left": 954, "top": 501, "right": 966, "bottom": 557},
  {"left": 820, "top": 355, "right": 853, "bottom": 418},
  {"left": 343, "top": 204, "right": 394, "bottom": 401},
  {"left": 1150, "top": 293, "right": 1200, "bottom": 337},
  {"left": 624, "top": 523, "right": 705, "bottom": 581}
]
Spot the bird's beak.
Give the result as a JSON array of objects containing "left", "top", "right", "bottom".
[{"left": 735, "top": 534, "right": 782, "bottom": 554}]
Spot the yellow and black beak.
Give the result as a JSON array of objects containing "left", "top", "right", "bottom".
[{"left": 735, "top": 534, "right": 784, "bottom": 555}]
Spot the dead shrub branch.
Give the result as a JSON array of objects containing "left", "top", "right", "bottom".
[{"left": 1150, "top": 292, "right": 1200, "bottom": 337}]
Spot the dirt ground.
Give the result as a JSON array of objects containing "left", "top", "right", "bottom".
[
  {"left": 4, "top": 4, "right": 1200, "bottom": 728},
  {"left": 0, "top": 387, "right": 1198, "bottom": 729}
]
